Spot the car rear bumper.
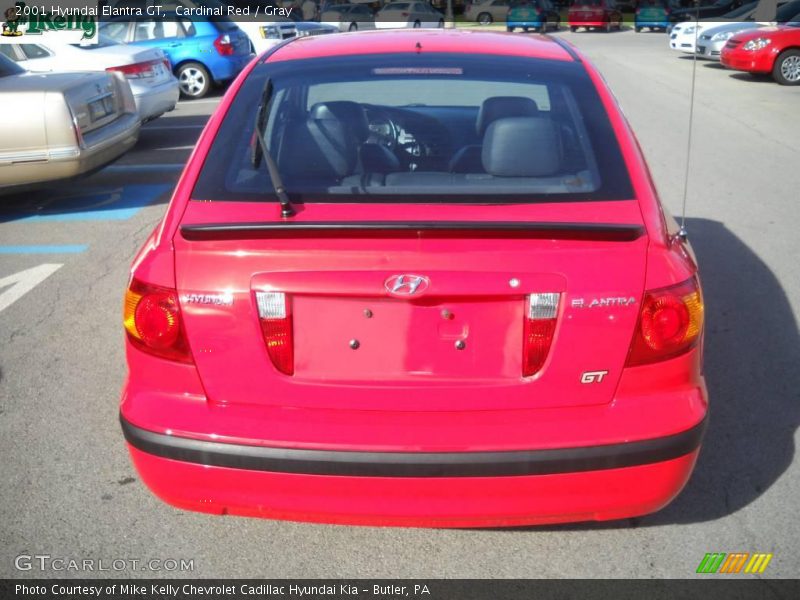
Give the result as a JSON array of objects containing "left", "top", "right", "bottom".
[
  {"left": 133, "top": 79, "right": 179, "bottom": 122},
  {"left": 123, "top": 419, "right": 703, "bottom": 527},
  {"left": 636, "top": 20, "right": 669, "bottom": 28},
  {"left": 208, "top": 54, "right": 253, "bottom": 83},
  {"left": 0, "top": 113, "right": 139, "bottom": 191}
]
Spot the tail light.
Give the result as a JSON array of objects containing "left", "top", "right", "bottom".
[
  {"left": 626, "top": 277, "right": 704, "bottom": 366},
  {"left": 523, "top": 293, "right": 559, "bottom": 377},
  {"left": 401, "top": 12, "right": 410, "bottom": 16},
  {"left": 256, "top": 291, "right": 294, "bottom": 375},
  {"left": 124, "top": 279, "right": 192, "bottom": 363},
  {"left": 214, "top": 34, "right": 234, "bottom": 56},
  {"left": 106, "top": 59, "right": 163, "bottom": 79}
]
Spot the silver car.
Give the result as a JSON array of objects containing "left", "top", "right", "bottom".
[
  {"left": 696, "top": 21, "right": 763, "bottom": 59},
  {"left": 321, "top": 4, "right": 377, "bottom": 31},
  {"left": 464, "top": 0, "right": 512, "bottom": 25},
  {"left": 0, "top": 54, "right": 139, "bottom": 194}
]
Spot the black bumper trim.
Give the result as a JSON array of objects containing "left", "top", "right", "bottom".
[{"left": 120, "top": 414, "right": 707, "bottom": 478}]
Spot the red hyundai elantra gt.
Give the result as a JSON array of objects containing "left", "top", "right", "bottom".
[{"left": 121, "top": 30, "right": 707, "bottom": 527}]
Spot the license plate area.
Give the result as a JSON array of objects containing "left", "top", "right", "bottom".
[
  {"left": 88, "top": 93, "right": 115, "bottom": 122},
  {"left": 292, "top": 296, "right": 523, "bottom": 381}
]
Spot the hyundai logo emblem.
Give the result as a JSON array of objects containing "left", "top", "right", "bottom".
[{"left": 385, "top": 274, "right": 430, "bottom": 297}]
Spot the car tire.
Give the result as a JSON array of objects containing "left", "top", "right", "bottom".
[
  {"left": 553, "top": 18, "right": 560, "bottom": 31},
  {"left": 413, "top": 20, "right": 421, "bottom": 28},
  {"left": 349, "top": 22, "right": 358, "bottom": 31},
  {"left": 539, "top": 22, "right": 547, "bottom": 33},
  {"left": 477, "top": 12, "right": 492, "bottom": 25},
  {"left": 507, "top": 26, "right": 515, "bottom": 32},
  {"left": 438, "top": 19, "right": 444, "bottom": 28},
  {"left": 635, "top": 25, "right": 641, "bottom": 32},
  {"left": 523, "top": 26, "right": 529, "bottom": 32},
  {"left": 570, "top": 26, "right": 577, "bottom": 32},
  {"left": 176, "top": 62, "right": 210, "bottom": 99},
  {"left": 772, "top": 49, "right": 800, "bottom": 86},
  {"left": 617, "top": 18, "right": 623, "bottom": 30}
]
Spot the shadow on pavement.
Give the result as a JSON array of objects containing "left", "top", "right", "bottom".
[{"left": 497, "top": 217, "right": 800, "bottom": 530}]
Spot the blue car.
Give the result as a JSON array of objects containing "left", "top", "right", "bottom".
[
  {"left": 506, "top": 0, "right": 561, "bottom": 33},
  {"left": 635, "top": 0, "right": 675, "bottom": 32},
  {"left": 100, "top": 9, "right": 252, "bottom": 98}
]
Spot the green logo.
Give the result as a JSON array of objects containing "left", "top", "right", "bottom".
[{"left": 2, "top": 3, "right": 97, "bottom": 40}]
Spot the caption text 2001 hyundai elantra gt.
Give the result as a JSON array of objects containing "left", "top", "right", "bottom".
[{"left": 120, "top": 30, "right": 707, "bottom": 528}]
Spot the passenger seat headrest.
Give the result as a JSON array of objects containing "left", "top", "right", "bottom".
[
  {"left": 309, "top": 101, "right": 370, "bottom": 143},
  {"left": 476, "top": 96, "right": 539, "bottom": 136},
  {"left": 482, "top": 117, "right": 562, "bottom": 178}
]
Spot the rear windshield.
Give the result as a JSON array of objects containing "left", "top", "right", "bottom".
[
  {"left": 192, "top": 53, "right": 634, "bottom": 204},
  {"left": 0, "top": 53, "right": 24, "bottom": 78}
]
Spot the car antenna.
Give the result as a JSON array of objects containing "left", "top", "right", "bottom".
[
  {"left": 678, "top": 0, "right": 702, "bottom": 242},
  {"left": 252, "top": 79, "right": 295, "bottom": 219}
]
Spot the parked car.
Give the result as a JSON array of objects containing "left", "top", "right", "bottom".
[
  {"left": 507, "top": 0, "right": 561, "bottom": 32},
  {"left": 120, "top": 30, "right": 708, "bottom": 527},
  {"left": 100, "top": 8, "right": 252, "bottom": 99},
  {"left": 721, "top": 21, "right": 800, "bottom": 84},
  {"left": 697, "top": 2, "right": 800, "bottom": 59},
  {"left": 568, "top": 0, "right": 624, "bottom": 32},
  {"left": 375, "top": 1, "right": 445, "bottom": 28},
  {"left": 464, "top": 0, "right": 512, "bottom": 24},
  {"left": 669, "top": 0, "right": 795, "bottom": 54},
  {"left": 0, "top": 54, "right": 139, "bottom": 194},
  {"left": 635, "top": 0, "right": 677, "bottom": 31},
  {"left": 0, "top": 38, "right": 178, "bottom": 123},
  {"left": 321, "top": 4, "right": 377, "bottom": 30}
]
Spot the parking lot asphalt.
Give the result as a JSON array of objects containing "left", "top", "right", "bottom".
[{"left": 1, "top": 29, "right": 798, "bottom": 579}]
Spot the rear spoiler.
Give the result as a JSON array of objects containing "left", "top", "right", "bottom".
[{"left": 180, "top": 221, "right": 645, "bottom": 242}]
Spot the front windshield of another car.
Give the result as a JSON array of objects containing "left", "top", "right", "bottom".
[{"left": 192, "top": 53, "right": 634, "bottom": 204}]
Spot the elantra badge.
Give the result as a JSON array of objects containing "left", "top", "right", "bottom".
[{"left": 385, "top": 274, "right": 429, "bottom": 297}]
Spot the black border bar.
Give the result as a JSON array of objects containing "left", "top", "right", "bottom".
[
  {"left": 180, "top": 221, "right": 646, "bottom": 242},
  {"left": 121, "top": 414, "right": 706, "bottom": 478}
]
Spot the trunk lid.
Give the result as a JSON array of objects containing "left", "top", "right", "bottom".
[{"left": 174, "top": 202, "right": 647, "bottom": 411}]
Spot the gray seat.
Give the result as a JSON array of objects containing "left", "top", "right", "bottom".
[{"left": 448, "top": 96, "right": 540, "bottom": 173}]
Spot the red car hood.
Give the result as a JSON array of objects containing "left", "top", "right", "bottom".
[{"left": 729, "top": 25, "right": 800, "bottom": 44}]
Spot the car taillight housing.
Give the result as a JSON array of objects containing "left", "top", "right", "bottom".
[
  {"left": 523, "top": 292, "right": 559, "bottom": 377},
  {"left": 256, "top": 291, "right": 294, "bottom": 375},
  {"left": 124, "top": 279, "right": 192, "bottom": 363},
  {"left": 107, "top": 59, "right": 162, "bottom": 79},
  {"left": 214, "top": 34, "right": 234, "bottom": 56},
  {"left": 626, "top": 277, "right": 704, "bottom": 366}
]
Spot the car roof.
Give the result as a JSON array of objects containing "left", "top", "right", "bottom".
[{"left": 266, "top": 30, "right": 578, "bottom": 64}]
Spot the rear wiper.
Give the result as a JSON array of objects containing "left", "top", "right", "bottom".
[{"left": 252, "top": 79, "right": 294, "bottom": 219}]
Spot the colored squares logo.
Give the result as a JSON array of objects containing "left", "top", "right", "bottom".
[{"left": 697, "top": 553, "right": 773, "bottom": 574}]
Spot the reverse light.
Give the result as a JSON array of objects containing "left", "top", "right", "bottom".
[
  {"left": 124, "top": 279, "right": 192, "bottom": 363},
  {"left": 743, "top": 38, "right": 771, "bottom": 51},
  {"left": 523, "top": 293, "right": 559, "bottom": 377},
  {"left": 626, "top": 277, "right": 704, "bottom": 366},
  {"left": 256, "top": 291, "right": 294, "bottom": 375}
]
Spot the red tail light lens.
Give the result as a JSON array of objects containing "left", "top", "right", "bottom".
[
  {"left": 626, "top": 277, "right": 704, "bottom": 366},
  {"left": 523, "top": 293, "right": 559, "bottom": 377},
  {"left": 124, "top": 279, "right": 192, "bottom": 363},
  {"left": 214, "top": 34, "right": 234, "bottom": 56},
  {"left": 256, "top": 292, "right": 294, "bottom": 375}
]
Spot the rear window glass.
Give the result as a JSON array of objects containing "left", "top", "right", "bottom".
[
  {"left": 0, "top": 53, "right": 24, "bottom": 77},
  {"left": 192, "top": 53, "right": 634, "bottom": 204}
]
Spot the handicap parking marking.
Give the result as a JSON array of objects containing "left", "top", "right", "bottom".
[
  {"left": 15, "top": 184, "right": 171, "bottom": 223},
  {"left": 0, "top": 245, "right": 88, "bottom": 254},
  {"left": 0, "top": 264, "right": 63, "bottom": 314}
]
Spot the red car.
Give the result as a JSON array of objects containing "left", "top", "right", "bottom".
[
  {"left": 120, "top": 30, "right": 708, "bottom": 527},
  {"left": 568, "top": 0, "right": 624, "bottom": 32},
  {"left": 721, "top": 22, "right": 800, "bottom": 85}
]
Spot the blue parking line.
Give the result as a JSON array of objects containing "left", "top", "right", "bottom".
[
  {"left": 0, "top": 245, "right": 88, "bottom": 254},
  {"left": 18, "top": 184, "right": 171, "bottom": 222}
]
